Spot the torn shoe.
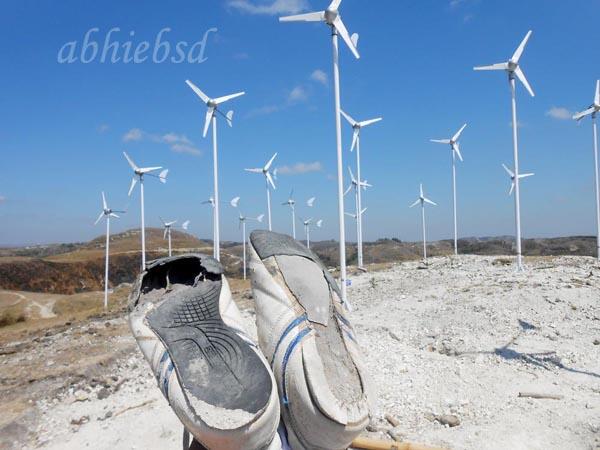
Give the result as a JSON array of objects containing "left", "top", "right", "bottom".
[
  {"left": 249, "top": 231, "right": 373, "bottom": 450},
  {"left": 128, "top": 254, "right": 281, "bottom": 450}
]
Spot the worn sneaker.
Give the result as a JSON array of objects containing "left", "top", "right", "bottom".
[
  {"left": 248, "top": 231, "right": 373, "bottom": 450},
  {"left": 128, "top": 254, "right": 281, "bottom": 450}
]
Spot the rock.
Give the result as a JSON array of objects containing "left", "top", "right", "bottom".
[
  {"left": 593, "top": 339, "right": 600, "bottom": 346},
  {"left": 70, "top": 416, "right": 90, "bottom": 426},
  {"left": 384, "top": 413, "right": 400, "bottom": 427},
  {"left": 97, "top": 388, "right": 111, "bottom": 400},
  {"left": 73, "top": 391, "right": 89, "bottom": 402},
  {"left": 388, "top": 426, "right": 406, "bottom": 442},
  {"left": 435, "top": 414, "right": 461, "bottom": 427}
]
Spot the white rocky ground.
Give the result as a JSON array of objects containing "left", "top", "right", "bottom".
[{"left": 12, "top": 255, "right": 600, "bottom": 450}]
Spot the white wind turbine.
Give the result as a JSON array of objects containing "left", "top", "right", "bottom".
[
  {"left": 430, "top": 123, "right": 467, "bottom": 256},
  {"left": 231, "top": 196, "right": 263, "bottom": 279},
  {"left": 410, "top": 184, "right": 437, "bottom": 264},
  {"left": 94, "top": 192, "right": 125, "bottom": 311},
  {"left": 160, "top": 218, "right": 190, "bottom": 258},
  {"left": 474, "top": 30, "right": 535, "bottom": 271},
  {"left": 280, "top": 0, "right": 360, "bottom": 305},
  {"left": 124, "top": 152, "right": 168, "bottom": 270},
  {"left": 344, "top": 166, "right": 372, "bottom": 269},
  {"left": 245, "top": 153, "right": 278, "bottom": 231},
  {"left": 503, "top": 164, "right": 534, "bottom": 195},
  {"left": 282, "top": 189, "right": 297, "bottom": 239},
  {"left": 573, "top": 80, "right": 600, "bottom": 262},
  {"left": 341, "top": 110, "right": 381, "bottom": 268},
  {"left": 186, "top": 80, "right": 245, "bottom": 261},
  {"left": 300, "top": 217, "right": 323, "bottom": 249}
]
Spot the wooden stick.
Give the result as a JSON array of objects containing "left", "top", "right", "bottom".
[
  {"left": 112, "top": 399, "right": 156, "bottom": 417},
  {"left": 351, "top": 437, "right": 447, "bottom": 450},
  {"left": 518, "top": 391, "right": 563, "bottom": 400}
]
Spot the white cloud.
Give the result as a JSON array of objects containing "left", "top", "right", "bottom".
[
  {"left": 288, "top": 85, "right": 308, "bottom": 103},
  {"left": 245, "top": 104, "right": 281, "bottom": 118},
  {"left": 545, "top": 106, "right": 573, "bottom": 121},
  {"left": 0, "top": 195, "right": 6, "bottom": 204},
  {"left": 122, "top": 129, "right": 201, "bottom": 156},
  {"left": 227, "top": 0, "right": 309, "bottom": 15},
  {"left": 310, "top": 69, "right": 328, "bottom": 86},
  {"left": 123, "top": 128, "right": 143, "bottom": 142},
  {"left": 97, "top": 124, "right": 110, "bottom": 133},
  {"left": 277, "top": 161, "right": 323, "bottom": 175}
]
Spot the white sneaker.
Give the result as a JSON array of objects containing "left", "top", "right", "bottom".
[
  {"left": 248, "top": 231, "right": 373, "bottom": 450},
  {"left": 128, "top": 254, "right": 281, "bottom": 450}
]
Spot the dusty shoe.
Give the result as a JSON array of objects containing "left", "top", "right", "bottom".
[
  {"left": 248, "top": 231, "right": 373, "bottom": 450},
  {"left": 128, "top": 254, "right": 281, "bottom": 450}
]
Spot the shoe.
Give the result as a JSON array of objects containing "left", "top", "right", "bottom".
[
  {"left": 128, "top": 254, "right": 281, "bottom": 450},
  {"left": 248, "top": 231, "right": 373, "bottom": 450}
]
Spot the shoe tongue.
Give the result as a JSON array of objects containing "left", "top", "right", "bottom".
[{"left": 275, "top": 255, "right": 330, "bottom": 325}]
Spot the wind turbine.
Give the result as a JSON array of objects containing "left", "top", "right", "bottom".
[
  {"left": 186, "top": 80, "right": 245, "bottom": 261},
  {"left": 280, "top": 0, "right": 360, "bottom": 306},
  {"left": 430, "top": 123, "right": 467, "bottom": 256},
  {"left": 160, "top": 218, "right": 189, "bottom": 257},
  {"left": 307, "top": 196, "right": 316, "bottom": 208},
  {"left": 344, "top": 166, "right": 372, "bottom": 269},
  {"left": 244, "top": 153, "right": 277, "bottom": 231},
  {"left": 341, "top": 110, "right": 381, "bottom": 269},
  {"left": 300, "top": 218, "right": 323, "bottom": 249},
  {"left": 124, "top": 152, "right": 168, "bottom": 270},
  {"left": 573, "top": 80, "right": 600, "bottom": 262},
  {"left": 231, "top": 196, "right": 263, "bottom": 279},
  {"left": 94, "top": 192, "right": 125, "bottom": 311},
  {"left": 282, "top": 189, "right": 297, "bottom": 239},
  {"left": 503, "top": 164, "right": 534, "bottom": 195},
  {"left": 410, "top": 184, "right": 437, "bottom": 264},
  {"left": 474, "top": 30, "right": 535, "bottom": 271}
]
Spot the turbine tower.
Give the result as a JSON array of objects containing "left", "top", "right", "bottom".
[
  {"left": 186, "top": 80, "right": 245, "bottom": 261},
  {"left": 300, "top": 218, "right": 323, "bottom": 249},
  {"left": 282, "top": 189, "right": 297, "bottom": 239},
  {"left": 202, "top": 197, "right": 218, "bottom": 258},
  {"left": 244, "top": 153, "right": 277, "bottom": 231},
  {"left": 124, "top": 152, "right": 168, "bottom": 270},
  {"left": 430, "top": 123, "right": 467, "bottom": 256},
  {"left": 94, "top": 192, "right": 125, "bottom": 311},
  {"left": 344, "top": 166, "right": 372, "bottom": 269},
  {"left": 341, "top": 109, "right": 382, "bottom": 269},
  {"left": 474, "top": 30, "right": 535, "bottom": 271},
  {"left": 280, "top": 0, "right": 360, "bottom": 306},
  {"left": 573, "top": 80, "right": 600, "bottom": 261},
  {"left": 410, "top": 184, "right": 437, "bottom": 264},
  {"left": 231, "top": 196, "right": 263, "bottom": 279}
]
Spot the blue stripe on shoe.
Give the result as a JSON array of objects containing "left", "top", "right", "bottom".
[
  {"left": 161, "top": 360, "right": 174, "bottom": 399},
  {"left": 281, "top": 327, "right": 311, "bottom": 405},
  {"left": 271, "top": 314, "right": 308, "bottom": 365}
]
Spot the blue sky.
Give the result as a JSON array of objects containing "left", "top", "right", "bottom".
[{"left": 1, "top": 0, "right": 600, "bottom": 246}]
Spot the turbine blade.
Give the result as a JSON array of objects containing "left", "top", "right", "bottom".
[
  {"left": 159, "top": 169, "right": 168, "bottom": 184},
  {"left": 245, "top": 168, "right": 263, "bottom": 173},
  {"left": 350, "top": 129, "right": 359, "bottom": 152},
  {"left": 123, "top": 152, "right": 138, "bottom": 171},
  {"left": 182, "top": 220, "right": 190, "bottom": 230},
  {"left": 340, "top": 109, "right": 357, "bottom": 126},
  {"left": 203, "top": 107, "right": 215, "bottom": 138},
  {"left": 595, "top": 80, "right": 600, "bottom": 106},
  {"left": 128, "top": 177, "right": 137, "bottom": 197},
  {"left": 359, "top": 117, "right": 383, "bottom": 127},
  {"left": 266, "top": 172, "right": 276, "bottom": 190},
  {"left": 316, "top": 219, "right": 323, "bottom": 228},
  {"left": 109, "top": 213, "right": 119, "bottom": 219},
  {"left": 329, "top": 0, "right": 342, "bottom": 9},
  {"left": 419, "top": 183, "right": 424, "bottom": 197},
  {"left": 185, "top": 80, "right": 210, "bottom": 103},
  {"left": 473, "top": 62, "right": 509, "bottom": 71},
  {"left": 430, "top": 139, "right": 451, "bottom": 144},
  {"left": 307, "top": 197, "right": 316, "bottom": 207},
  {"left": 410, "top": 199, "right": 420, "bottom": 208},
  {"left": 101, "top": 191, "right": 107, "bottom": 210},
  {"left": 509, "top": 182, "right": 515, "bottom": 196},
  {"left": 264, "top": 152, "right": 278, "bottom": 171},
  {"left": 214, "top": 91, "right": 245, "bottom": 105},
  {"left": 257, "top": 214, "right": 264, "bottom": 223},
  {"left": 164, "top": 228, "right": 168, "bottom": 239},
  {"left": 348, "top": 166, "right": 356, "bottom": 183},
  {"left": 344, "top": 212, "right": 355, "bottom": 218},
  {"left": 453, "top": 142, "right": 463, "bottom": 162},
  {"left": 226, "top": 110, "right": 234, "bottom": 128},
  {"left": 424, "top": 198, "right": 437, "bottom": 206},
  {"left": 344, "top": 184, "right": 353, "bottom": 196},
  {"left": 502, "top": 164, "right": 514, "bottom": 178},
  {"left": 519, "top": 172, "right": 534, "bottom": 178},
  {"left": 361, "top": 207, "right": 368, "bottom": 215},
  {"left": 452, "top": 123, "right": 468, "bottom": 142},
  {"left": 514, "top": 66, "right": 535, "bottom": 97},
  {"left": 573, "top": 107, "right": 595, "bottom": 121},
  {"left": 512, "top": 30, "right": 532, "bottom": 63},
  {"left": 279, "top": 11, "right": 325, "bottom": 22},
  {"left": 230, "top": 196, "right": 240, "bottom": 208},
  {"left": 333, "top": 16, "right": 360, "bottom": 59},
  {"left": 94, "top": 211, "right": 104, "bottom": 225},
  {"left": 139, "top": 166, "right": 162, "bottom": 174}
]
